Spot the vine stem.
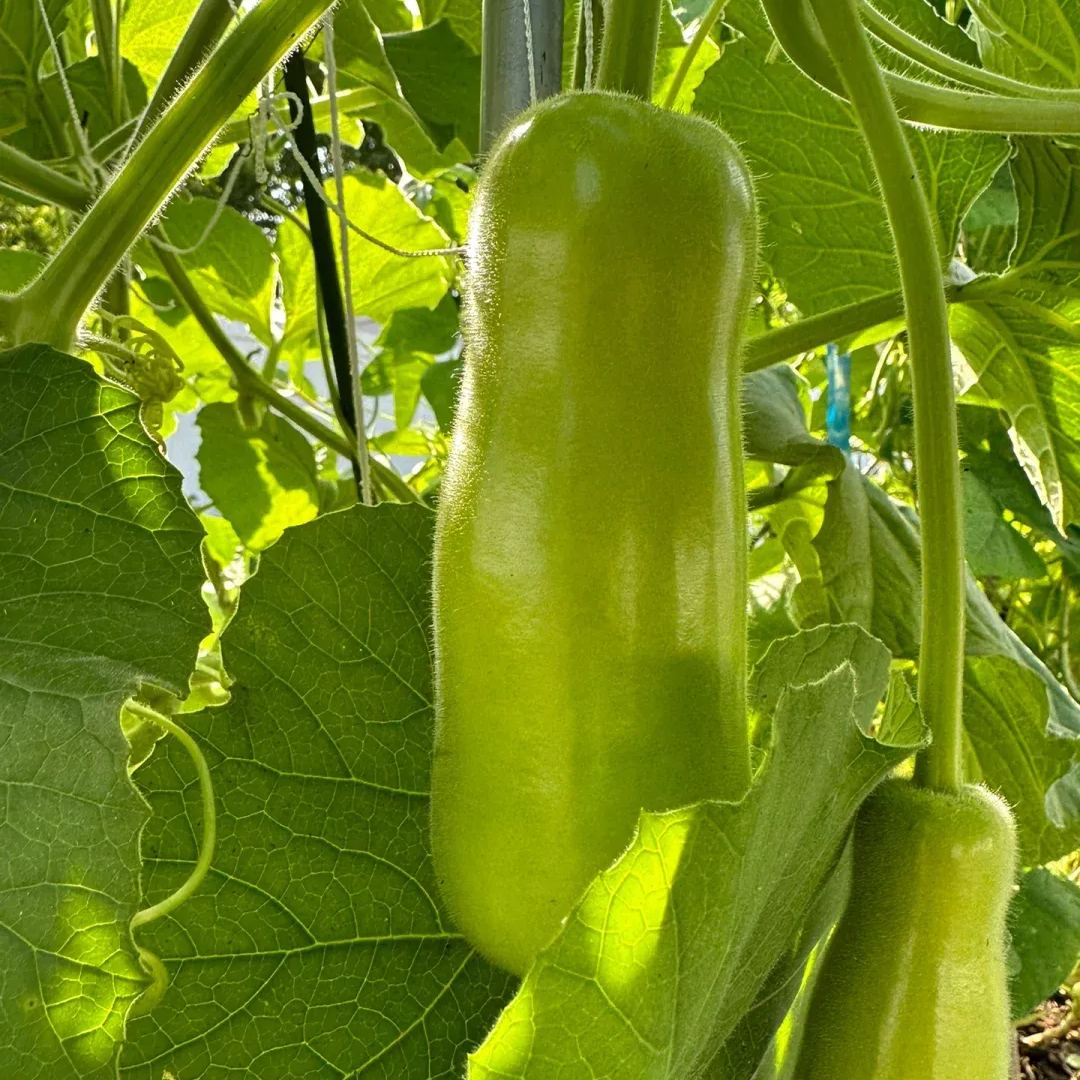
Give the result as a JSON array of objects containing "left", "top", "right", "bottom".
[
  {"left": 154, "top": 243, "right": 419, "bottom": 503},
  {"left": 807, "top": 0, "right": 964, "bottom": 791},
  {"left": 759, "top": 0, "right": 1080, "bottom": 135},
  {"left": 7, "top": 0, "right": 336, "bottom": 351},
  {"left": 596, "top": 0, "right": 663, "bottom": 99},
  {"left": 859, "top": 3, "right": 1080, "bottom": 103},
  {"left": 662, "top": 0, "right": 725, "bottom": 109},
  {"left": 126, "top": 701, "right": 217, "bottom": 929}
]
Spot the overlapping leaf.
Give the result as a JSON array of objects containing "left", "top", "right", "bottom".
[
  {"left": 0, "top": 346, "right": 207, "bottom": 1078},
  {"left": 121, "top": 504, "right": 513, "bottom": 1078}
]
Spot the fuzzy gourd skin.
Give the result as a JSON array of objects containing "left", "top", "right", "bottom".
[
  {"left": 430, "top": 91, "right": 757, "bottom": 976},
  {"left": 795, "top": 779, "right": 1017, "bottom": 1079}
]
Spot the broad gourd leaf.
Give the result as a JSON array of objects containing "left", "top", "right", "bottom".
[
  {"left": 383, "top": 21, "right": 481, "bottom": 156},
  {"left": 364, "top": 294, "right": 459, "bottom": 429},
  {"left": 811, "top": 463, "right": 1080, "bottom": 862},
  {"left": 962, "top": 469, "right": 1045, "bottom": 580},
  {"left": 121, "top": 504, "right": 513, "bottom": 1078},
  {"left": 470, "top": 624, "right": 923, "bottom": 1079},
  {"left": 968, "top": 0, "right": 1080, "bottom": 88},
  {"left": 196, "top": 402, "right": 320, "bottom": 551},
  {"left": 952, "top": 139, "right": 1080, "bottom": 530},
  {"left": 693, "top": 0, "right": 1007, "bottom": 315},
  {"left": 1008, "top": 868, "right": 1080, "bottom": 1017},
  {"left": 964, "top": 655, "right": 1080, "bottom": 863},
  {"left": 417, "top": 0, "right": 481, "bottom": 52},
  {"left": 316, "top": 0, "right": 453, "bottom": 175},
  {"left": 0, "top": 345, "right": 207, "bottom": 1078}
]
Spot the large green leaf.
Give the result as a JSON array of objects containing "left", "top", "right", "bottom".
[
  {"left": 122, "top": 0, "right": 206, "bottom": 95},
  {"left": 693, "top": 0, "right": 1007, "bottom": 315},
  {"left": 145, "top": 197, "right": 276, "bottom": 344},
  {"left": 470, "top": 624, "right": 923, "bottom": 1079},
  {"left": 953, "top": 139, "right": 1080, "bottom": 530},
  {"left": 1008, "top": 868, "right": 1080, "bottom": 1017},
  {"left": 384, "top": 21, "right": 481, "bottom": 155},
  {"left": 0, "top": 345, "right": 207, "bottom": 1078},
  {"left": 121, "top": 504, "right": 513, "bottom": 1077}
]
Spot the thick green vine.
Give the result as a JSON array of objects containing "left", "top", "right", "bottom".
[{"left": 807, "top": 0, "right": 964, "bottom": 791}]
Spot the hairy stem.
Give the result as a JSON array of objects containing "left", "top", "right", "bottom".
[
  {"left": 596, "top": 0, "right": 663, "bottom": 99},
  {"left": 662, "top": 0, "right": 725, "bottom": 109},
  {"left": 12, "top": 0, "right": 335, "bottom": 350},
  {"left": 860, "top": 2, "right": 1080, "bottom": 103},
  {"left": 0, "top": 141, "right": 90, "bottom": 212},
  {"left": 808, "top": 0, "right": 964, "bottom": 790},
  {"left": 760, "top": 0, "right": 1080, "bottom": 135}
]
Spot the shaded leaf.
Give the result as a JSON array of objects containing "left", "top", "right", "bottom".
[
  {"left": 120, "top": 504, "right": 513, "bottom": 1078},
  {"left": 1008, "top": 868, "right": 1080, "bottom": 1018},
  {"left": 0, "top": 345, "right": 207, "bottom": 1078}
]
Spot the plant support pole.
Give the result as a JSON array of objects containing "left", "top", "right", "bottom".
[
  {"left": 480, "top": 0, "right": 564, "bottom": 152},
  {"left": 807, "top": 0, "right": 965, "bottom": 791}
]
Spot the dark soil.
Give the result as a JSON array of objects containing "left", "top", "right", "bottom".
[{"left": 1018, "top": 998, "right": 1080, "bottom": 1079}]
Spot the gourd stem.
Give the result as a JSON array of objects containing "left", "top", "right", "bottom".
[
  {"left": 596, "top": 0, "right": 662, "bottom": 99},
  {"left": 807, "top": 0, "right": 964, "bottom": 791},
  {"left": 859, "top": 3, "right": 1080, "bottom": 103},
  {"left": 11, "top": 0, "right": 335, "bottom": 351},
  {"left": 662, "top": 0, "right": 725, "bottom": 109},
  {"left": 760, "top": 0, "right": 1080, "bottom": 136},
  {"left": 0, "top": 140, "right": 90, "bottom": 212}
]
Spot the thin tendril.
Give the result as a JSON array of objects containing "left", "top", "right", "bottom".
[
  {"left": 128, "top": 701, "right": 217, "bottom": 930},
  {"left": 268, "top": 97, "right": 464, "bottom": 258}
]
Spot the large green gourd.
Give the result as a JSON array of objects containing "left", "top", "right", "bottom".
[
  {"left": 794, "top": 779, "right": 1017, "bottom": 1078},
  {"left": 430, "top": 90, "right": 757, "bottom": 976}
]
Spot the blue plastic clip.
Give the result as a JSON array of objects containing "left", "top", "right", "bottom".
[{"left": 825, "top": 343, "right": 852, "bottom": 453}]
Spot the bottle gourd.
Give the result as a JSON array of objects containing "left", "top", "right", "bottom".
[
  {"left": 430, "top": 91, "right": 757, "bottom": 975},
  {"left": 794, "top": 779, "right": 1017, "bottom": 1079}
]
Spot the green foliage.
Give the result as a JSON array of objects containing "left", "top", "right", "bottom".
[
  {"left": 0, "top": 345, "right": 207, "bottom": 1077},
  {"left": 0, "top": 0, "right": 1078, "bottom": 1076}
]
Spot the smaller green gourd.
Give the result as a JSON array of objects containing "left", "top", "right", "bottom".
[{"left": 794, "top": 779, "right": 1017, "bottom": 1079}]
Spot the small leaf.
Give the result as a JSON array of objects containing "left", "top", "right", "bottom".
[
  {"left": 1008, "top": 868, "right": 1080, "bottom": 1018},
  {"left": 197, "top": 402, "right": 320, "bottom": 551}
]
